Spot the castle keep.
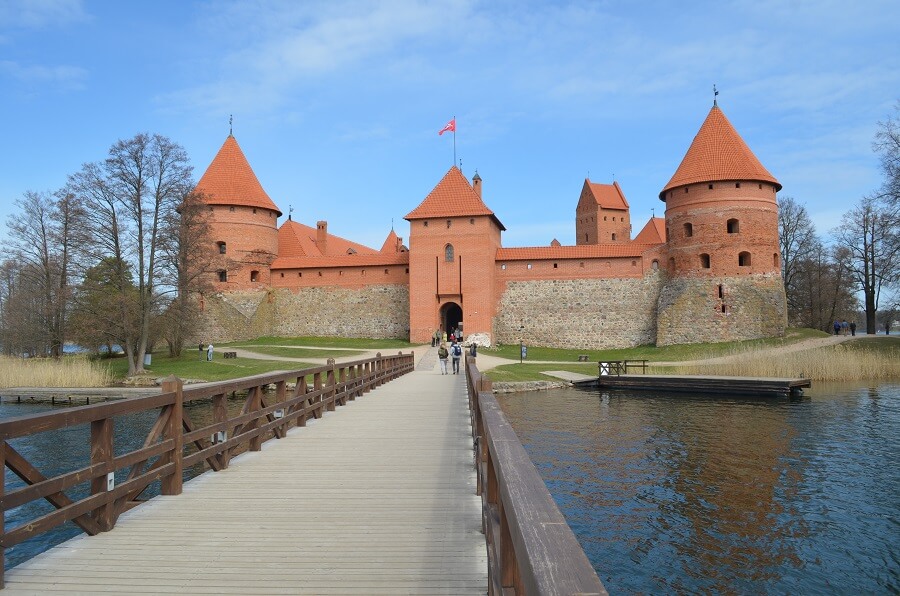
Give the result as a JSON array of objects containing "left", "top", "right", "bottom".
[{"left": 196, "top": 105, "right": 788, "bottom": 348}]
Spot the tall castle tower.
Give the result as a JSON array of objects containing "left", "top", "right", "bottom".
[
  {"left": 195, "top": 135, "right": 282, "bottom": 289},
  {"left": 656, "top": 104, "right": 787, "bottom": 344},
  {"left": 575, "top": 180, "right": 631, "bottom": 244},
  {"left": 404, "top": 167, "right": 505, "bottom": 343}
]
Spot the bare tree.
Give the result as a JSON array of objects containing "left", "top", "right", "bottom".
[
  {"left": 832, "top": 196, "right": 900, "bottom": 334},
  {"left": 777, "top": 196, "right": 818, "bottom": 319},
  {"left": 69, "top": 133, "right": 195, "bottom": 376},
  {"left": 874, "top": 101, "right": 900, "bottom": 205}
]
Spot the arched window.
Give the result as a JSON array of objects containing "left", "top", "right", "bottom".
[
  {"left": 700, "top": 253, "right": 711, "bottom": 269},
  {"left": 445, "top": 244, "right": 454, "bottom": 262},
  {"left": 217, "top": 241, "right": 226, "bottom": 254},
  {"left": 217, "top": 270, "right": 227, "bottom": 282},
  {"left": 651, "top": 260, "right": 659, "bottom": 270},
  {"left": 727, "top": 219, "right": 739, "bottom": 234},
  {"left": 739, "top": 251, "right": 752, "bottom": 267},
  {"left": 684, "top": 223, "right": 693, "bottom": 237}
]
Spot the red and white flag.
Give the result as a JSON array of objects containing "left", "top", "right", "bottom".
[{"left": 438, "top": 118, "right": 456, "bottom": 136}]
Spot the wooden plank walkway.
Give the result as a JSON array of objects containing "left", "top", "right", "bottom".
[{"left": 3, "top": 363, "right": 487, "bottom": 594}]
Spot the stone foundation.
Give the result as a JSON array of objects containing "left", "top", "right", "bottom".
[{"left": 656, "top": 273, "right": 787, "bottom": 345}]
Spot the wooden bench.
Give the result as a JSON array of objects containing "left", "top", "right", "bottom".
[{"left": 223, "top": 351, "right": 237, "bottom": 359}]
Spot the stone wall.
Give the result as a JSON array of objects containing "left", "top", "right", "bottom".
[
  {"left": 493, "top": 273, "right": 664, "bottom": 349},
  {"left": 198, "top": 285, "right": 409, "bottom": 342},
  {"left": 272, "top": 285, "right": 409, "bottom": 339},
  {"left": 656, "top": 273, "right": 787, "bottom": 345}
]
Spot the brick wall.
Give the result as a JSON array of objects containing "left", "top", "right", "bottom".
[
  {"left": 493, "top": 272, "right": 664, "bottom": 348},
  {"left": 656, "top": 273, "right": 787, "bottom": 345}
]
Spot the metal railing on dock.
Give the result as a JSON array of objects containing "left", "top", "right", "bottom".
[
  {"left": 465, "top": 356, "right": 607, "bottom": 595},
  {"left": 0, "top": 351, "right": 414, "bottom": 588}
]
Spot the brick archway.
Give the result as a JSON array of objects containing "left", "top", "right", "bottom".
[{"left": 440, "top": 302, "right": 463, "bottom": 337}]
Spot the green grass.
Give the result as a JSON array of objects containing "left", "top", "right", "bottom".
[
  {"left": 485, "top": 363, "right": 598, "bottom": 383},
  {"left": 841, "top": 335, "right": 900, "bottom": 353},
  {"left": 224, "top": 336, "right": 418, "bottom": 349},
  {"left": 484, "top": 327, "right": 829, "bottom": 364},
  {"left": 103, "top": 352, "right": 315, "bottom": 383},
  {"left": 233, "top": 346, "right": 365, "bottom": 359}
]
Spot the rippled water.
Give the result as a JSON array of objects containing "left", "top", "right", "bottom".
[{"left": 497, "top": 383, "right": 900, "bottom": 595}]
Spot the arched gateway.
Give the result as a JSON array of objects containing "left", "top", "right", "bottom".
[{"left": 440, "top": 302, "right": 462, "bottom": 336}]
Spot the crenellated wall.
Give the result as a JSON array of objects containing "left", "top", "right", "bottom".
[
  {"left": 493, "top": 272, "right": 665, "bottom": 349},
  {"left": 656, "top": 273, "right": 787, "bottom": 345}
]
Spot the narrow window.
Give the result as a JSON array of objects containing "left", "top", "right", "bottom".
[
  {"left": 717, "top": 284, "right": 724, "bottom": 299},
  {"left": 708, "top": 184, "right": 713, "bottom": 190},
  {"left": 445, "top": 244, "right": 454, "bottom": 262},
  {"left": 298, "top": 272, "right": 302, "bottom": 277},
  {"left": 758, "top": 184, "right": 763, "bottom": 189},
  {"left": 774, "top": 253, "right": 780, "bottom": 267},
  {"left": 384, "top": 269, "right": 389, "bottom": 274},
  {"left": 585, "top": 233, "right": 588, "bottom": 242},
  {"left": 722, "top": 304, "right": 727, "bottom": 314},
  {"left": 727, "top": 219, "right": 739, "bottom": 234},
  {"left": 612, "top": 233, "right": 617, "bottom": 241},
  {"left": 527, "top": 263, "right": 532, "bottom": 269},
  {"left": 280, "top": 273, "right": 284, "bottom": 278},
  {"left": 685, "top": 187, "right": 689, "bottom": 193},
  {"left": 229, "top": 206, "right": 235, "bottom": 212},
  {"left": 604, "top": 216, "right": 607, "bottom": 221},
  {"left": 339, "top": 271, "right": 343, "bottom": 276},
  {"left": 217, "top": 241, "right": 226, "bottom": 254},
  {"left": 250, "top": 270, "right": 259, "bottom": 282},
  {"left": 651, "top": 260, "right": 659, "bottom": 270},
  {"left": 553, "top": 263, "right": 558, "bottom": 268},
  {"left": 470, "top": 218, "right": 474, "bottom": 224},
  {"left": 501, "top": 264, "right": 507, "bottom": 270},
  {"left": 217, "top": 270, "right": 227, "bottom": 282},
  {"left": 735, "top": 182, "right": 741, "bottom": 188},
  {"left": 405, "top": 268, "right": 409, "bottom": 273},
  {"left": 446, "top": 219, "right": 451, "bottom": 228},
  {"left": 700, "top": 254, "right": 710, "bottom": 269},
  {"left": 580, "top": 262, "right": 585, "bottom": 268},
  {"left": 739, "top": 251, "right": 751, "bottom": 267},
  {"left": 253, "top": 208, "right": 257, "bottom": 214},
  {"left": 318, "top": 271, "right": 322, "bottom": 276},
  {"left": 423, "top": 221, "right": 428, "bottom": 227},
  {"left": 684, "top": 223, "right": 693, "bottom": 237}
]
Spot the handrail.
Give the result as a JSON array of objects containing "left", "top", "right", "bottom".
[
  {"left": 0, "top": 351, "right": 414, "bottom": 588},
  {"left": 465, "top": 356, "right": 607, "bottom": 595}
]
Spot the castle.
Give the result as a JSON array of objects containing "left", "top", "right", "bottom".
[{"left": 195, "top": 104, "right": 788, "bottom": 348}]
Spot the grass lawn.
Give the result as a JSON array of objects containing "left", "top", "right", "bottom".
[
  {"left": 841, "top": 335, "right": 900, "bottom": 353},
  {"left": 103, "top": 352, "right": 315, "bottom": 383},
  {"left": 232, "top": 346, "right": 365, "bottom": 359},
  {"left": 225, "top": 336, "right": 418, "bottom": 350},
  {"left": 485, "top": 363, "right": 599, "bottom": 383}
]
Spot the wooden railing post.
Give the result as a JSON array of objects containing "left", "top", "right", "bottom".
[
  {"left": 275, "top": 380, "right": 287, "bottom": 437},
  {"left": 326, "top": 359, "right": 337, "bottom": 412},
  {"left": 249, "top": 385, "right": 263, "bottom": 452},
  {"left": 90, "top": 416, "right": 115, "bottom": 530},
  {"left": 161, "top": 376, "right": 183, "bottom": 496},
  {"left": 314, "top": 372, "right": 324, "bottom": 418},
  {"left": 212, "top": 392, "right": 228, "bottom": 468}
]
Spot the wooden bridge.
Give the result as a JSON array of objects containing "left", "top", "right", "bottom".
[{"left": 0, "top": 352, "right": 605, "bottom": 594}]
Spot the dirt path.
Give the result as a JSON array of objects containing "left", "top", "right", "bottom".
[{"left": 652, "top": 334, "right": 861, "bottom": 367}]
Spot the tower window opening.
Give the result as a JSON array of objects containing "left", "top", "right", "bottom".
[
  {"left": 250, "top": 270, "right": 259, "bottom": 282},
  {"left": 447, "top": 219, "right": 451, "bottom": 228},
  {"left": 685, "top": 187, "right": 689, "bottom": 193},
  {"left": 253, "top": 208, "right": 257, "bottom": 214},
  {"left": 217, "top": 270, "right": 227, "bottom": 282},
  {"left": 298, "top": 272, "right": 302, "bottom": 277},
  {"left": 739, "top": 251, "right": 752, "bottom": 267},
  {"left": 727, "top": 219, "right": 740, "bottom": 234},
  {"left": 774, "top": 253, "right": 780, "bottom": 267},
  {"left": 708, "top": 184, "right": 713, "bottom": 190},
  {"left": 585, "top": 233, "right": 588, "bottom": 242},
  {"left": 470, "top": 218, "right": 474, "bottom": 224},
  {"left": 735, "top": 182, "right": 741, "bottom": 188},
  {"left": 612, "top": 233, "right": 617, "bottom": 241},
  {"left": 632, "top": 260, "right": 637, "bottom": 266},
  {"left": 684, "top": 223, "right": 693, "bottom": 237},
  {"left": 445, "top": 244, "right": 454, "bottom": 262},
  {"left": 217, "top": 241, "right": 226, "bottom": 254},
  {"left": 651, "top": 260, "right": 659, "bottom": 270},
  {"left": 229, "top": 206, "right": 235, "bottom": 212},
  {"left": 580, "top": 262, "right": 585, "bottom": 268},
  {"left": 405, "top": 268, "right": 409, "bottom": 274},
  {"left": 553, "top": 263, "right": 558, "bottom": 268},
  {"left": 423, "top": 221, "right": 428, "bottom": 227},
  {"left": 718, "top": 284, "right": 724, "bottom": 299},
  {"left": 700, "top": 253, "right": 711, "bottom": 269},
  {"left": 722, "top": 304, "right": 727, "bottom": 314},
  {"left": 280, "top": 272, "right": 284, "bottom": 278},
  {"left": 612, "top": 217, "right": 616, "bottom": 222},
  {"left": 759, "top": 184, "right": 763, "bottom": 189},
  {"left": 501, "top": 264, "right": 507, "bottom": 270},
  {"left": 604, "top": 216, "right": 607, "bottom": 221},
  {"left": 318, "top": 271, "right": 322, "bottom": 276},
  {"left": 527, "top": 263, "right": 533, "bottom": 270},
  {"left": 339, "top": 271, "right": 343, "bottom": 276},
  {"left": 384, "top": 269, "right": 389, "bottom": 274}
]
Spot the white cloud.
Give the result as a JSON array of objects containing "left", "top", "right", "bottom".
[
  {"left": 0, "top": 0, "right": 89, "bottom": 29},
  {"left": 0, "top": 60, "right": 87, "bottom": 89}
]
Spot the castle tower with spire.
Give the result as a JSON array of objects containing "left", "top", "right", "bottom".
[
  {"left": 655, "top": 104, "right": 787, "bottom": 344},
  {"left": 195, "top": 134, "right": 282, "bottom": 289}
]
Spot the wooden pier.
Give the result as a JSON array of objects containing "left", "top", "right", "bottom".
[{"left": 575, "top": 373, "right": 811, "bottom": 397}]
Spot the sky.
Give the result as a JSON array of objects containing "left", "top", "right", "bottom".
[{"left": 2, "top": 0, "right": 899, "bottom": 251}]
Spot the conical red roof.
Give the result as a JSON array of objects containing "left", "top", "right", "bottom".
[
  {"left": 196, "top": 135, "right": 282, "bottom": 215},
  {"left": 404, "top": 166, "right": 505, "bottom": 230},
  {"left": 660, "top": 106, "right": 780, "bottom": 199}
]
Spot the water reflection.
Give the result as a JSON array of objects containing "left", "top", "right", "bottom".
[{"left": 497, "top": 384, "right": 900, "bottom": 594}]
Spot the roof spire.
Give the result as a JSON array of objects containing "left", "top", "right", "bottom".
[
  {"left": 288, "top": 204, "right": 293, "bottom": 221},
  {"left": 229, "top": 114, "right": 233, "bottom": 136},
  {"left": 713, "top": 84, "right": 719, "bottom": 107}
]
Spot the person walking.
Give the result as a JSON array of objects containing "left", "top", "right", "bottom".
[
  {"left": 451, "top": 341, "right": 462, "bottom": 374},
  {"left": 841, "top": 320, "right": 849, "bottom": 336},
  {"left": 437, "top": 343, "right": 449, "bottom": 375},
  {"left": 849, "top": 321, "right": 857, "bottom": 336},
  {"left": 207, "top": 343, "right": 214, "bottom": 361},
  {"left": 833, "top": 320, "right": 841, "bottom": 335}
]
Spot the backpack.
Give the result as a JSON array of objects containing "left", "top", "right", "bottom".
[
  {"left": 452, "top": 344, "right": 462, "bottom": 357},
  {"left": 438, "top": 346, "right": 448, "bottom": 359}
]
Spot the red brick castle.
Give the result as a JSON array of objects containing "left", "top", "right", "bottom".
[{"left": 195, "top": 104, "right": 787, "bottom": 348}]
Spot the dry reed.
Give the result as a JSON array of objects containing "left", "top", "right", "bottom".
[
  {"left": 657, "top": 345, "right": 900, "bottom": 381},
  {"left": 0, "top": 355, "right": 113, "bottom": 388}
]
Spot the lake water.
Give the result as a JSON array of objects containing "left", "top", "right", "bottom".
[{"left": 496, "top": 383, "right": 900, "bottom": 594}]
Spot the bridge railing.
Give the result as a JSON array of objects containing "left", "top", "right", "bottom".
[
  {"left": 0, "top": 351, "right": 414, "bottom": 587},
  {"left": 465, "top": 356, "right": 607, "bottom": 596}
]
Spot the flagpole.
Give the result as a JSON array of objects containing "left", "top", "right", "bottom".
[{"left": 453, "top": 115, "right": 457, "bottom": 167}]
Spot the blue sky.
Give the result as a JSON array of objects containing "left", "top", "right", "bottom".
[{"left": 2, "top": 0, "right": 898, "bottom": 251}]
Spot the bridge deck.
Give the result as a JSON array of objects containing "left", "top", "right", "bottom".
[{"left": 3, "top": 362, "right": 487, "bottom": 594}]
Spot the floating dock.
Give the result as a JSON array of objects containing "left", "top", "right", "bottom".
[{"left": 573, "top": 374, "right": 811, "bottom": 397}]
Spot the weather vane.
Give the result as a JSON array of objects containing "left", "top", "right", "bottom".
[
  {"left": 288, "top": 205, "right": 293, "bottom": 220},
  {"left": 229, "top": 114, "right": 233, "bottom": 136},
  {"left": 713, "top": 84, "right": 719, "bottom": 106}
]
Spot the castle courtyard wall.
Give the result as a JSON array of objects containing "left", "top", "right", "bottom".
[{"left": 493, "top": 272, "right": 664, "bottom": 349}]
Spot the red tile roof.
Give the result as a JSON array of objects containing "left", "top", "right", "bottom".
[
  {"left": 584, "top": 180, "right": 629, "bottom": 210},
  {"left": 278, "top": 219, "right": 377, "bottom": 258},
  {"left": 405, "top": 166, "right": 506, "bottom": 230},
  {"left": 380, "top": 229, "right": 403, "bottom": 253},
  {"left": 633, "top": 217, "right": 666, "bottom": 244},
  {"left": 497, "top": 243, "right": 658, "bottom": 260},
  {"left": 660, "top": 106, "right": 781, "bottom": 199},
  {"left": 196, "top": 135, "right": 282, "bottom": 215}
]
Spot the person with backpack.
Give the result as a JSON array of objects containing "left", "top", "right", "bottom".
[
  {"left": 450, "top": 341, "right": 462, "bottom": 374},
  {"left": 437, "top": 343, "right": 449, "bottom": 375}
]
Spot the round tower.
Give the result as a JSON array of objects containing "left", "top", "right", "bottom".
[
  {"left": 656, "top": 105, "right": 787, "bottom": 345},
  {"left": 195, "top": 135, "right": 282, "bottom": 290}
]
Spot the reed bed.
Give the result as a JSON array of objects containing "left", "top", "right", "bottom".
[
  {"left": 659, "top": 344, "right": 900, "bottom": 381},
  {"left": 0, "top": 355, "right": 113, "bottom": 388}
]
